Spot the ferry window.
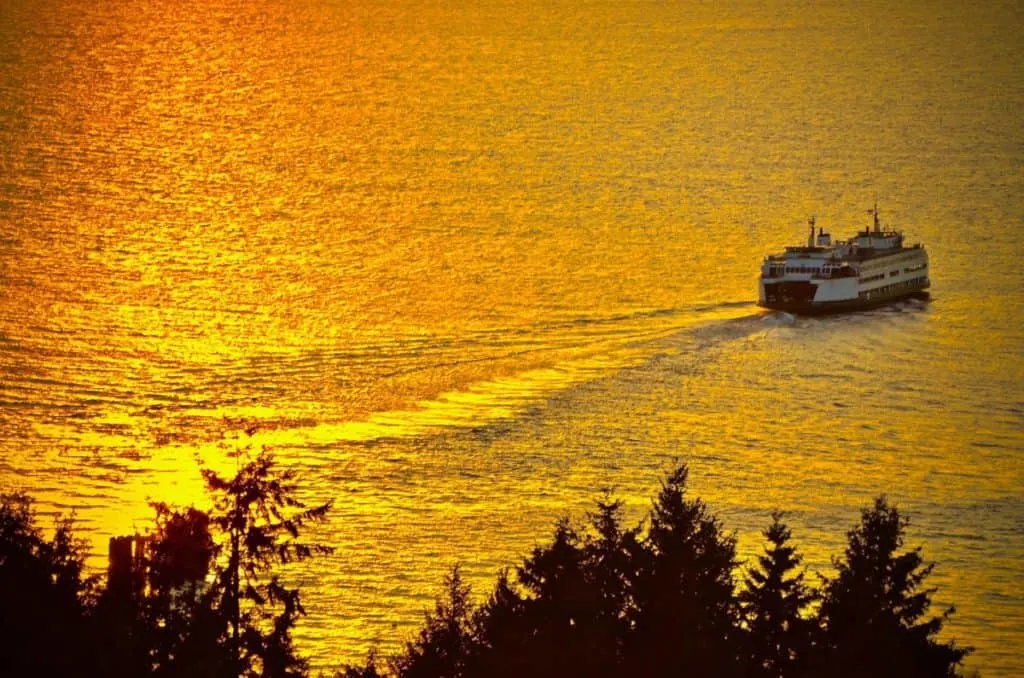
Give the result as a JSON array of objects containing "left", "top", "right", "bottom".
[{"left": 890, "top": 270, "right": 899, "bottom": 277}]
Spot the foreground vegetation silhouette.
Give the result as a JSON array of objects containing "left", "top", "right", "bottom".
[
  {"left": 1, "top": 456, "right": 971, "bottom": 677},
  {"left": 0, "top": 449, "right": 330, "bottom": 677}
]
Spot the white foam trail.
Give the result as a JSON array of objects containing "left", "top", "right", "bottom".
[{"left": 763, "top": 311, "right": 796, "bottom": 327}]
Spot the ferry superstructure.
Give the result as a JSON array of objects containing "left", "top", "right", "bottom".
[{"left": 758, "top": 206, "right": 930, "bottom": 314}]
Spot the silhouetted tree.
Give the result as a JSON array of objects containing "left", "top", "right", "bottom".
[
  {"left": 337, "top": 650, "right": 385, "bottom": 678},
  {"left": 392, "top": 565, "right": 475, "bottom": 678},
  {"left": 202, "top": 449, "right": 333, "bottom": 677},
  {"left": 93, "top": 450, "right": 332, "bottom": 678},
  {"left": 0, "top": 492, "right": 98, "bottom": 677},
  {"left": 459, "top": 499, "right": 639, "bottom": 678},
  {"left": 144, "top": 504, "right": 222, "bottom": 678},
  {"left": 739, "top": 511, "right": 815, "bottom": 678},
  {"left": 4, "top": 455, "right": 983, "bottom": 678},
  {"left": 148, "top": 504, "right": 215, "bottom": 591},
  {"left": 582, "top": 495, "right": 640, "bottom": 655},
  {"left": 628, "top": 464, "right": 742, "bottom": 676},
  {"left": 93, "top": 505, "right": 219, "bottom": 678},
  {"left": 511, "top": 517, "right": 595, "bottom": 676},
  {"left": 813, "top": 496, "right": 971, "bottom": 678},
  {"left": 465, "top": 569, "right": 527, "bottom": 677}
]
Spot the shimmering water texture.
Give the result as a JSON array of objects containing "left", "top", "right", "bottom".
[{"left": 1, "top": 0, "right": 1022, "bottom": 674}]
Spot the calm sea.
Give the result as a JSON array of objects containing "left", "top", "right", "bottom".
[{"left": 1, "top": 0, "right": 1021, "bottom": 673}]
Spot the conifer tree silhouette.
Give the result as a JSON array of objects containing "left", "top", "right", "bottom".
[
  {"left": 739, "top": 511, "right": 815, "bottom": 678},
  {"left": 814, "top": 497, "right": 971, "bottom": 678},
  {"left": 578, "top": 495, "right": 641, "bottom": 675},
  {"left": 392, "top": 564, "right": 475, "bottom": 678},
  {"left": 4, "top": 458, "right": 984, "bottom": 678},
  {"left": 465, "top": 568, "right": 527, "bottom": 678},
  {"left": 628, "top": 464, "right": 741, "bottom": 676},
  {"left": 514, "top": 517, "right": 594, "bottom": 677},
  {"left": 0, "top": 492, "right": 97, "bottom": 677},
  {"left": 202, "top": 449, "right": 333, "bottom": 677},
  {"left": 468, "top": 506, "right": 635, "bottom": 678}
]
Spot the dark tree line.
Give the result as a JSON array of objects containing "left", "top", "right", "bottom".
[
  {"left": 0, "top": 449, "right": 331, "bottom": 677},
  {"left": 346, "top": 465, "right": 972, "bottom": 678},
  {"left": 1, "top": 457, "right": 972, "bottom": 678}
]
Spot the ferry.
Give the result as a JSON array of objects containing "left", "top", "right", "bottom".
[{"left": 758, "top": 205, "right": 930, "bottom": 314}]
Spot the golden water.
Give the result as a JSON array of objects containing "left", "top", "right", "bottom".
[{"left": 1, "top": 0, "right": 1021, "bottom": 673}]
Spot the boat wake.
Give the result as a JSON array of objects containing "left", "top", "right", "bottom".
[
  {"left": 763, "top": 311, "right": 796, "bottom": 327},
  {"left": 220, "top": 302, "right": 767, "bottom": 448}
]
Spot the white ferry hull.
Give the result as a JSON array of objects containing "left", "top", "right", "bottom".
[{"left": 758, "top": 283, "right": 930, "bottom": 315}]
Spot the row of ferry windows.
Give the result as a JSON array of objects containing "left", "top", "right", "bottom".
[
  {"left": 777, "top": 261, "right": 926, "bottom": 278},
  {"left": 778, "top": 265, "right": 848, "bottom": 274},
  {"left": 857, "top": 276, "right": 929, "bottom": 300},
  {"left": 861, "top": 262, "right": 928, "bottom": 283}
]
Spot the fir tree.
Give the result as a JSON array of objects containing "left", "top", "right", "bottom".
[
  {"left": 202, "top": 449, "right": 333, "bottom": 677},
  {"left": 815, "top": 496, "right": 971, "bottom": 678},
  {"left": 585, "top": 496, "right": 639, "bottom": 629},
  {"left": 466, "top": 569, "right": 527, "bottom": 678},
  {"left": 738, "top": 511, "right": 815, "bottom": 678},
  {"left": 473, "top": 515, "right": 617, "bottom": 677},
  {"left": 392, "top": 564, "right": 475, "bottom": 678},
  {"left": 514, "top": 517, "right": 595, "bottom": 677},
  {"left": 578, "top": 495, "right": 640, "bottom": 674},
  {"left": 0, "top": 492, "right": 98, "bottom": 677},
  {"left": 628, "top": 464, "right": 741, "bottom": 676}
]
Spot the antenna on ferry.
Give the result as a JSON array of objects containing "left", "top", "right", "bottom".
[
  {"left": 873, "top": 199, "right": 880, "bottom": 233},
  {"left": 808, "top": 216, "right": 816, "bottom": 248}
]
